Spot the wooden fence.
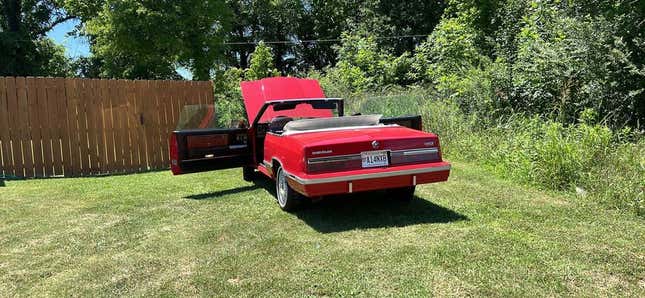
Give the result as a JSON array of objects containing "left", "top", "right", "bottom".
[{"left": 0, "top": 77, "right": 214, "bottom": 178}]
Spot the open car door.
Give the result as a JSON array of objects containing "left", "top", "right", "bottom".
[{"left": 169, "top": 105, "right": 250, "bottom": 175}]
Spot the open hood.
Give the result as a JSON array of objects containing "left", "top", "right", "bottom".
[{"left": 240, "top": 77, "right": 330, "bottom": 123}]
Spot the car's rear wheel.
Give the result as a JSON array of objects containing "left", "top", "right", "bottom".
[
  {"left": 275, "top": 167, "right": 300, "bottom": 211},
  {"left": 389, "top": 186, "right": 416, "bottom": 202}
]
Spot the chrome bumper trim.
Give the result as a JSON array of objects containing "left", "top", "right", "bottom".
[{"left": 286, "top": 164, "right": 451, "bottom": 185}]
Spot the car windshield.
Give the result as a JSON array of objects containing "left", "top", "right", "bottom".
[{"left": 257, "top": 101, "right": 340, "bottom": 124}]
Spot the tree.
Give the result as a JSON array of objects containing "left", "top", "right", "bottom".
[
  {"left": 245, "top": 41, "right": 279, "bottom": 80},
  {"left": 81, "top": 0, "right": 231, "bottom": 80},
  {"left": 1, "top": 0, "right": 75, "bottom": 76},
  {"left": 213, "top": 42, "right": 280, "bottom": 127},
  {"left": 224, "top": 1, "right": 447, "bottom": 74}
]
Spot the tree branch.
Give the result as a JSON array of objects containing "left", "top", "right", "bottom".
[{"left": 38, "top": 15, "right": 78, "bottom": 36}]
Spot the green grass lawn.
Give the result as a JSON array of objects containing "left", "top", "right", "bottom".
[{"left": 1, "top": 161, "right": 643, "bottom": 296}]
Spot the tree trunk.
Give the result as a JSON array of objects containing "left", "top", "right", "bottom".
[{"left": 4, "top": 0, "right": 22, "bottom": 32}]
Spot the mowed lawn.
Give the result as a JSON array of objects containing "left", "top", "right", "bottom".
[{"left": 1, "top": 162, "right": 643, "bottom": 297}]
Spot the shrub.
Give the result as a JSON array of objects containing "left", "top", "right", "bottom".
[
  {"left": 212, "top": 42, "right": 280, "bottom": 127},
  {"left": 321, "top": 32, "right": 415, "bottom": 94},
  {"left": 338, "top": 87, "right": 643, "bottom": 216}
]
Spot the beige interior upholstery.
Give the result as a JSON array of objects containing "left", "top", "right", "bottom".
[{"left": 283, "top": 114, "right": 382, "bottom": 132}]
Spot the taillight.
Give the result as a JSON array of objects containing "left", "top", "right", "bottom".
[
  {"left": 307, "top": 154, "right": 361, "bottom": 173},
  {"left": 169, "top": 133, "right": 181, "bottom": 175},
  {"left": 390, "top": 148, "right": 440, "bottom": 165}
]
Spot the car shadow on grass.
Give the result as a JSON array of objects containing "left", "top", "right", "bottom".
[
  {"left": 184, "top": 176, "right": 468, "bottom": 233},
  {"left": 250, "top": 176, "right": 468, "bottom": 233},
  {"left": 184, "top": 185, "right": 260, "bottom": 200},
  {"left": 293, "top": 192, "right": 469, "bottom": 233}
]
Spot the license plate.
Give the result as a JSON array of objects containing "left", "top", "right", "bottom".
[{"left": 361, "top": 150, "right": 389, "bottom": 168}]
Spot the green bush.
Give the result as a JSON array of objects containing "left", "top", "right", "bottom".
[
  {"left": 338, "top": 88, "right": 643, "bottom": 216},
  {"left": 212, "top": 41, "right": 280, "bottom": 127},
  {"left": 320, "top": 32, "right": 414, "bottom": 94}
]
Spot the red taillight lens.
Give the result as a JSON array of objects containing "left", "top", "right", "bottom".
[
  {"left": 169, "top": 133, "right": 181, "bottom": 175},
  {"left": 306, "top": 155, "right": 362, "bottom": 173}
]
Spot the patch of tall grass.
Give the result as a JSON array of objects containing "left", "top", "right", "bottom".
[{"left": 344, "top": 90, "right": 644, "bottom": 216}]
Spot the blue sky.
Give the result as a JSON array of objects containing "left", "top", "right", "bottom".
[
  {"left": 46, "top": 19, "right": 90, "bottom": 58},
  {"left": 47, "top": 20, "right": 193, "bottom": 79}
]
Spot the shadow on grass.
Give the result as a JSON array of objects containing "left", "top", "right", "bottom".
[
  {"left": 253, "top": 176, "right": 468, "bottom": 233},
  {"left": 184, "top": 185, "right": 260, "bottom": 200},
  {"left": 294, "top": 192, "right": 468, "bottom": 233},
  {"left": 184, "top": 176, "right": 468, "bottom": 233}
]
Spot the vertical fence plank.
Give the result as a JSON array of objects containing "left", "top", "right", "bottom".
[
  {"left": 124, "top": 79, "right": 135, "bottom": 172},
  {"left": 114, "top": 80, "right": 127, "bottom": 173},
  {"left": 125, "top": 81, "right": 138, "bottom": 171},
  {"left": 92, "top": 79, "right": 106, "bottom": 174},
  {"left": 142, "top": 80, "right": 154, "bottom": 169},
  {"left": 179, "top": 81, "right": 189, "bottom": 119},
  {"left": 161, "top": 80, "right": 173, "bottom": 164},
  {"left": 80, "top": 79, "right": 92, "bottom": 174},
  {"left": 138, "top": 80, "right": 148, "bottom": 170},
  {"left": 6, "top": 78, "right": 20, "bottom": 177},
  {"left": 16, "top": 78, "right": 34, "bottom": 177},
  {"left": 44, "top": 79, "right": 61, "bottom": 176},
  {"left": 101, "top": 80, "right": 115, "bottom": 174},
  {"left": 87, "top": 79, "right": 101, "bottom": 174},
  {"left": 53, "top": 79, "right": 67, "bottom": 176},
  {"left": 107, "top": 80, "right": 118, "bottom": 173},
  {"left": 152, "top": 80, "right": 163, "bottom": 168},
  {"left": 79, "top": 79, "right": 92, "bottom": 175},
  {"left": 131, "top": 80, "right": 142, "bottom": 171},
  {"left": 152, "top": 80, "right": 163, "bottom": 169},
  {"left": 198, "top": 81, "right": 205, "bottom": 105},
  {"left": 65, "top": 79, "right": 80, "bottom": 176},
  {"left": 147, "top": 80, "right": 157, "bottom": 169},
  {"left": 148, "top": 80, "right": 158, "bottom": 169},
  {"left": 168, "top": 80, "right": 178, "bottom": 128},
  {"left": 54, "top": 78, "right": 72, "bottom": 177},
  {"left": 84, "top": 79, "right": 99, "bottom": 175},
  {"left": 173, "top": 82, "right": 186, "bottom": 124},
  {"left": 157, "top": 80, "right": 169, "bottom": 167},
  {"left": 136, "top": 80, "right": 147, "bottom": 170},
  {"left": 123, "top": 80, "right": 133, "bottom": 171},
  {"left": 26, "top": 78, "right": 43, "bottom": 177},
  {"left": 188, "top": 81, "right": 196, "bottom": 105},
  {"left": 205, "top": 81, "right": 215, "bottom": 105},
  {"left": 36, "top": 78, "right": 53, "bottom": 176},
  {"left": 0, "top": 78, "right": 13, "bottom": 177}
]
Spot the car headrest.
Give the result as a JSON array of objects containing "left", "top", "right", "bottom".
[{"left": 269, "top": 116, "right": 294, "bottom": 133}]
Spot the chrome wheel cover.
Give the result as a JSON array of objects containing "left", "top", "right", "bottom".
[{"left": 277, "top": 169, "right": 288, "bottom": 207}]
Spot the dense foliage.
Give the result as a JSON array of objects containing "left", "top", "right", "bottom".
[
  {"left": 213, "top": 41, "right": 279, "bottom": 127},
  {"left": 346, "top": 90, "right": 644, "bottom": 216},
  {"left": 325, "top": 0, "right": 644, "bottom": 128},
  {"left": 0, "top": 0, "right": 74, "bottom": 76},
  {"left": 72, "top": 0, "right": 231, "bottom": 80}
]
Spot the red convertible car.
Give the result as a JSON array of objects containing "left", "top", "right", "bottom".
[{"left": 170, "top": 77, "right": 450, "bottom": 211}]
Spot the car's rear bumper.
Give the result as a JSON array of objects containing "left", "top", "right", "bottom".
[{"left": 285, "top": 161, "right": 450, "bottom": 197}]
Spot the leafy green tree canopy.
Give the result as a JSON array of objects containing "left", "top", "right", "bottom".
[
  {"left": 1, "top": 0, "right": 74, "bottom": 76},
  {"left": 81, "top": 0, "right": 231, "bottom": 80}
]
